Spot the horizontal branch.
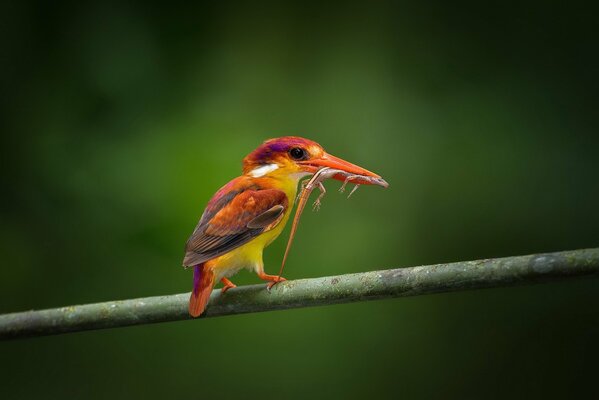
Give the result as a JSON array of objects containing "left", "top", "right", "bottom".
[{"left": 2, "top": 248, "right": 599, "bottom": 340}]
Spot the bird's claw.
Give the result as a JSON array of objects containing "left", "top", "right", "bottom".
[
  {"left": 220, "top": 278, "right": 237, "bottom": 294},
  {"left": 266, "top": 277, "right": 287, "bottom": 291}
]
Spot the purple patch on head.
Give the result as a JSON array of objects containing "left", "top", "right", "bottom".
[
  {"left": 242, "top": 136, "right": 321, "bottom": 173},
  {"left": 268, "top": 141, "right": 289, "bottom": 153},
  {"left": 252, "top": 147, "right": 274, "bottom": 164}
]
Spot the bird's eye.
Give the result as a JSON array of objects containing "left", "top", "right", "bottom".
[{"left": 289, "top": 147, "right": 307, "bottom": 160}]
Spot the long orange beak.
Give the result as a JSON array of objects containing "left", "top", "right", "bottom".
[{"left": 299, "top": 153, "right": 385, "bottom": 185}]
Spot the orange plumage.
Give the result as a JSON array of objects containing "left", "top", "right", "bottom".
[{"left": 183, "top": 136, "right": 382, "bottom": 317}]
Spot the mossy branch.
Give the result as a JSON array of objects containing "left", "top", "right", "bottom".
[{"left": 1, "top": 248, "right": 598, "bottom": 340}]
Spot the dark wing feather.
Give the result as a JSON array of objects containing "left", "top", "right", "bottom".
[
  {"left": 247, "top": 205, "right": 284, "bottom": 229},
  {"left": 183, "top": 185, "right": 288, "bottom": 267}
]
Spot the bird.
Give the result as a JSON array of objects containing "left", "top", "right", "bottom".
[{"left": 183, "top": 136, "right": 383, "bottom": 317}]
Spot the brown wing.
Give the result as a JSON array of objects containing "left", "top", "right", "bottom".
[{"left": 182, "top": 187, "right": 288, "bottom": 267}]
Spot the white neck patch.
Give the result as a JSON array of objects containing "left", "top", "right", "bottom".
[{"left": 249, "top": 163, "right": 279, "bottom": 178}]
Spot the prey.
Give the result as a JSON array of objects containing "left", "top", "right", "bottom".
[{"left": 275, "top": 167, "right": 389, "bottom": 282}]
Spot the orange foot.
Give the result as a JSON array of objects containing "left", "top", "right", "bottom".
[
  {"left": 220, "top": 277, "right": 237, "bottom": 294},
  {"left": 257, "top": 272, "right": 287, "bottom": 291}
]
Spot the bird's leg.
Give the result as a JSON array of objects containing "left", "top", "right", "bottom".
[
  {"left": 220, "top": 277, "right": 237, "bottom": 293},
  {"left": 339, "top": 175, "right": 361, "bottom": 193},
  {"left": 257, "top": 271, "right": 287, "bottom": 291},
  {"left": 312, "top": 182, "right": 327, "bottom": 211}
]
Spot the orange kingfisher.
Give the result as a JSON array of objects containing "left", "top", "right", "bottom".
[{"left": 183, "top": 136, "right": 384, "bottom": 317}]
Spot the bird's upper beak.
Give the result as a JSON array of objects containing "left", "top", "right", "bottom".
[{"left": 298, "top": 152, "right": 387, "bottom": 186}]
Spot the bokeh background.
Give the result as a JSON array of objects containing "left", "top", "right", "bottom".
[{"left": 1, "top": 1, "right": 598, "bottom": 398}]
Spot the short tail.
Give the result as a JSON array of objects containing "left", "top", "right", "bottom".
[{"left": 189, "top": 263, "right": 215, "bottom": 318}]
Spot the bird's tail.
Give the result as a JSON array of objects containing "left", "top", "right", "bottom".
[{"left": 189, "top": 263, "right": 215, "bottom": 318}]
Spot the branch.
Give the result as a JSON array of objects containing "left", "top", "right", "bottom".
[{"left": 2, "top": 248, "right": 598, "bottom": 340}]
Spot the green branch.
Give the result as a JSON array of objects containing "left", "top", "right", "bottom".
[{"left": 1, "top": 248, "right": 598, "bottom": 340}]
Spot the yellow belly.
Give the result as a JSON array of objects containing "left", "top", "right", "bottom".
[{"left": 208, "top": 178, "right": 297, "bottom": 281}]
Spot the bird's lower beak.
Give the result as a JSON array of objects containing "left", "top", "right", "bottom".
[{"left": 300, "top": 152, "right": 386, "bottom": 186}]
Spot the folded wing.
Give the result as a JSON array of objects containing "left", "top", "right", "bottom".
[{"left": 183, "top": 185, "right": 288, "bottom": 267}]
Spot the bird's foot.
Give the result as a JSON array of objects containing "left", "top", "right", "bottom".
[
  {"left": 220, "top": 277, "right": 237, "bottom": 294},
  {"left": 257, "top": 272, "right": 287, "bottom": 291},
  {"left": 267, "top": 277, "right": 287, "bottom": 291}
]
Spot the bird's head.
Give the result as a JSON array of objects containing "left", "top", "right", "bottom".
[{"left": 242, "top": 136, "right": 382, "bottom": 182}]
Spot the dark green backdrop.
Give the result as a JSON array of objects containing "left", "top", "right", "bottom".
[{"left": 1, "top": 1, "right": 598, "bottom": 399}]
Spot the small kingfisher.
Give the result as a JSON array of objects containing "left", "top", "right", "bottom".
[{"left": 183, "top": 136, "right": 384, "bottom": 317}]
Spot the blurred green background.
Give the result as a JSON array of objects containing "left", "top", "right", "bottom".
[{"left": 1, "top": 1, "right": 598, "bottom": 398}]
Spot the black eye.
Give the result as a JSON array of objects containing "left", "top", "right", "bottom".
[{"left": 289, "top": 147, "right": 307, "bottom": 160}]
